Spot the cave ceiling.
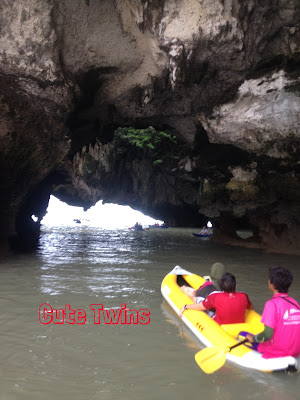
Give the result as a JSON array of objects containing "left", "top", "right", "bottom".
[{"left": 0, "top": 0, "right": 299, "bottom": 255}]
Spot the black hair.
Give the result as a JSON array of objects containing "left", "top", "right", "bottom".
[
  {"left": 269, "top": 266, "right": 293, "bottom": 293},
  {"left": 219, "top": 273, "right": 236, "bottom": 292}
]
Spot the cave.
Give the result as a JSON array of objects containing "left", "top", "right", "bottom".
[{"left": 0, "top": 0, "right": 299, "bottom": 256}]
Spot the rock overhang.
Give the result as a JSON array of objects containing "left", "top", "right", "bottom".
[{"left": 0, "top": 0, "right": 299, "bottom": 255}]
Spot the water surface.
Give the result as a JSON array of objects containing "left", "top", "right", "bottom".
[{"left": 0, "top": 226, "right": 299, "bottom": 400}]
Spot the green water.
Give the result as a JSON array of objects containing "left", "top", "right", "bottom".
[{"left": 0, "top": 226, "right": 299, "bottom": 400}]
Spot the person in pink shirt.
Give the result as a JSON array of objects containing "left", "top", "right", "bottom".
[
  {"left": 180, "top": 262, "right": 225, "bottom": 303},
  {"left": 246, "top": 266, "right": 300, "bottom": 359}
]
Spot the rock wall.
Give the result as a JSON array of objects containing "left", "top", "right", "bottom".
[{"left": 0, "top": 0, "right": 299, "bottom": 254}]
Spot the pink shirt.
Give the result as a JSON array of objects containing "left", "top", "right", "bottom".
[
  {"left": 198, "top": 281, "right": 213, "bottom": 290},
  {"left": 258, "top": 293, "right": 300, "bottom": 359}
]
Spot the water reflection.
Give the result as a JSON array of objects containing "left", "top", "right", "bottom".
[
  {"left": 38, "top": 227, "right": 156, "bottom": 299},
  {"left": 39, "top": 226, "right": 156, "bottom": 265}
]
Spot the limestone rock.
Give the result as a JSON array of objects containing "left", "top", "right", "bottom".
[{"left": 0, "top": 0, "right": 299, "bottom": 255}]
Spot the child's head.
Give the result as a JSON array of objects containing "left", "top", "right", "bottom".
[
  {"left": 219, "top": 273, "right": 236, "bottom": 293},
  {"left": 269, "top": 266, "right": 293, "bottom": 293}
]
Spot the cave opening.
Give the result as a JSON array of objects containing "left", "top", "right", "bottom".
[
  {"left": 236, "top": 229, "right": 254, "bottom": 240},
  {"left": 41, "top": 195, "right": 163, "bottom": 229},
  {"left": 235, "top": 216, "right": 254, "bottom": 240}
]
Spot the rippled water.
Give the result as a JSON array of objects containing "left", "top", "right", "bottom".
[{"left": 0, "top": 226, "right": 299, "bottom": 400}]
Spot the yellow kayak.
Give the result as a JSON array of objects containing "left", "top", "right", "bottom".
[{"left": 161, "top": 266, "right": 299, "bottom": 372}]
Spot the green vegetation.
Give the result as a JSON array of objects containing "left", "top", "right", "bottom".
[{"left": 113, "top": 126, "right": 180, "bottom": 166}]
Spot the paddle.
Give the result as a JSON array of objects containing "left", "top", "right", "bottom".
[{"left": 195, "top": 338, "right": 249, "bottom": 374}]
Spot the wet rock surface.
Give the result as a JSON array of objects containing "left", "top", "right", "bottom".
[{"left": 0, "top": 0, "right": 299, "bottom": 254}]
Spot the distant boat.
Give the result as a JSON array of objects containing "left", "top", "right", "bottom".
[
  {"left": 148, "top": 224, "right": 168, "bottom": 229},
  {"left": 129, "top": 223, "right": 144, "bottom": 231},
  {"left": 192, "top": 232, "right": 212, "bottom": 238}
]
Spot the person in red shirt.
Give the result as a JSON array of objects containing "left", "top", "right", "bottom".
[{"left": 180, "top": 273, "right": 253, "bottom": 324}]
